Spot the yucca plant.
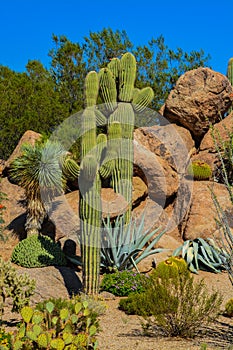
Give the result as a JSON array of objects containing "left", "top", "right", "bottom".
[
  {"left": 173, "top": 237, "right": 229, "bottom": 274},
  {"left": 9, "top": 141, "right": 66, "bottom": 236},
  {"left": 100, "top": 213, "right": 166, "bottom": 272}
]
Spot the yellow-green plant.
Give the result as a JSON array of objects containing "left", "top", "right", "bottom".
[
  {"left": 187, "top": 160, "right": 212, "bottom": 180},
  {"left": 11, "top": 297, "right": 101, "bottom": 349},
  {"left": 119, "top": 257, "right": 222, "bottom": 337}
]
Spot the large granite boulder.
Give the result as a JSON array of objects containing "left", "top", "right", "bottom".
[
  {"left": 133, "top": 139, "right": 178, "bottom": 205},
  {"left": 164, "top": 68, "right": 233, "bottom": 142},
  {"left": 180, "top": 181, "right": 232, "bottom": 240},
  {"left": 134, "top": 123, "right": 195, "bottom": 174}
]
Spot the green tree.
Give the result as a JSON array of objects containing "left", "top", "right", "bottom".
[
  {"left": 49, "top": 35, "right": 87, "bottom": 114},
  {"left": 25, "top": 60, "right": 67, "bottom": 132},
  {"left": 134, "top": 35, "right": 211, "bottom": 109},
  {"left": 49, "top": 29, "right": 210, "bottom": 113},
  {"left": 0, "top": 28, "right": 210, "bottom": 160},
  {"left": 83, "top": 28, "right": 133, "bottom": 70},
  {"left": 0, "top": 61, "right": 67, "bottom": 160},
  {"left": 0, "top": 66, "right": 31, "bottom": 159}
]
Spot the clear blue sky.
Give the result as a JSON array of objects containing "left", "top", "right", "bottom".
[{"left": 0, "top": 0, "right": 232, "bottom": 75}]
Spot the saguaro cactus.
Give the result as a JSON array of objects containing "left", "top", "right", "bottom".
[
  {"left": 79, "top": 53, "right": 154, "bottom": 294},
  {"left": 79, "top": 72, "right": 102, "bottom": 295}
]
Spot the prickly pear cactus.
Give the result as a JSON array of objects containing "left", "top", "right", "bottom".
[{"left": 12, "top": 298, "right": 99, "bottom": 349}]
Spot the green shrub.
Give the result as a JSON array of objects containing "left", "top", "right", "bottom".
[
  {"left": 119, "top": 293, "right": 151, "bottom": 316},
  {"left": 225, "top": 298, "right": 233, "bottom": 317},
  {"left": 11, "top": 296, "right": 102, "bottom": 349},
  {"left": 11, "top": 234, "right": 67, "bottom": 268},
  {"left": 100, "top": 270, "right": 146, "bottom": 296},
  {"left": 0, "top": 257, "right": 35, "bottom": 319},
  {"left": 119, "top": 258, "right": 222, "bottom": 338}
]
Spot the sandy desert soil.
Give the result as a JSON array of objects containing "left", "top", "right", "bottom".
[{"left": 0, "top": 236, "right": 233, "bottom": 350}]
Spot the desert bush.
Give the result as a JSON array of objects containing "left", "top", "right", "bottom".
[
  {"left": 225, "top": 298, "right": 233, "bottom": 317},
  {"left": 11, "top": 296, "right": 102, "bottom": 349},
  {"left": 100, "top": 270, "right": 146, "bottom": 296},
  {"left": 0, "top": 257, "right": 35, "bottom": 319},
  {"left": 11, "top": 234, "right": 67, "bottom": 268},
  {"left": 119, "top": 257, "right": 222, "bottom": 338}
]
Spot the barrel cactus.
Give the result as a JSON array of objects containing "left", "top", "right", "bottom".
[{"left": 187, "top": 160, "right": 212, "bottom": 180}]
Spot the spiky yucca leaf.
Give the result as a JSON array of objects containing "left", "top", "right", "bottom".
[
  {"left": 10, "top": 141, "right": 66, "bottom": 197},
  {"left": 100, "top": 213, "right": 166, "bottom": 272},
  {"left": 173, "top": 237, "right": 229, "bottom": 274}
]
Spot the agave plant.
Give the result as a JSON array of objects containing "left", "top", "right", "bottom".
[
  {"left": 9, "top": 141, "right": 67, "bottom": 236},
  {"left": 100, "top": 213, "right": 166, "bottom": 272},
  {"left": 173, "top": 237, "right": 229, "bottom": 274}
]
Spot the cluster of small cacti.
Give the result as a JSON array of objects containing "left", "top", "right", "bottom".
[
  {"left": 187, "top": 160, "right": 212, "bottom": 180},
  {"left": 79, "top": 52, "right": 154, "bottom": 294},
  {"left": 11, "top": 297, "right": 99, "bottom": 349},
  {"left": 0, "top": 257, "right": 35, "bottom": 317},
  {"left": 11, "top": 234, "right": 67, "bottom": 268},
  {"left": 173, "top": 237, "right": 229, "bottom": 274}
]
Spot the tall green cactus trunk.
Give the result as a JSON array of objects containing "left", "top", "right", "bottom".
[
  {"left": 79, "top": 55, "right": 154, "bottom": 295},
  {"left": 80, "top": 73, "right": 102, "bottom": 295}
]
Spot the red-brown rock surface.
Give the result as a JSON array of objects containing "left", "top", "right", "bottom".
[
  {"left": 180, "top": 181, "right": 233, "bottom": 240},
  {"left": 200, "top": 111, "right": 233, "bottom": 152},
  {"left": 164, "top": 68, "right": 233, "bottom": 142},
  {"left": 134, "top": 123, "right": 195, "bottom": 174},
  {"left": 5, "top": 130, "right": 42, "bottom": 170}
]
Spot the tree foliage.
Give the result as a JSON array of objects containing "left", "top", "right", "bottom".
[{"left": 0, "top": 28, "right": 210, "bottom": 160}]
